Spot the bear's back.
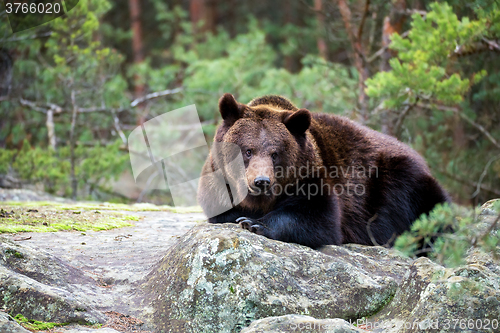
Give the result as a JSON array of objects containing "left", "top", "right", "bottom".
[{"left": 309, "top": 112, "right": 430, "bottom": 173}]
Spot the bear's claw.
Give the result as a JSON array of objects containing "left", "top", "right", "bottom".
[{"left": 237, "top": 217, "right": 265, "bottom": 235}]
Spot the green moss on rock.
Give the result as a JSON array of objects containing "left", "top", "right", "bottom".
[
  {"left": 13, "top": 314, "right": 68, "bottom": 331},
  {"left": 0, "top": 204, "right": 138, "bottom": 233},
  {"left": 141, "top": 224, "right": 407, "bottom": 333}
]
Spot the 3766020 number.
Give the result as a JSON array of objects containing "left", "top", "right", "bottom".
[
  {"left": 5, "top": 2, "right": 61, "bottom": 14},
  {"left": 442, "top": 318, "right": 499, "bottom": 330}
]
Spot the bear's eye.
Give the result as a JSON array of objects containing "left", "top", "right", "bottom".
[
  {"left": 245, "top": 149, "right": 252, "bottom": 158},
  {"left": 271, "top": 153, "right": 278, "bottom": 161}
]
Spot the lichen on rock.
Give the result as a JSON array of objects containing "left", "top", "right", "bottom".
[
  {"left": 240, "top": 314, "right": 364, "bottom": 333},
  {"left": 141, "top": 223, "right": 409, "bottom": 333},
  {"left": 0, "top": 237, "right": 106, "bottom": 326},
  {"left": 370, "top": 252, "right": 500, "bottom": 332}
]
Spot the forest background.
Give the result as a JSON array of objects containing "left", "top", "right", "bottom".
[{"left": 0, "top": 0, "right": 499, "bottom": 207}]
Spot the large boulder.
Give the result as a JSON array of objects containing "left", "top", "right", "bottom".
[
  {"left": 367, "top": 198, "right": 500, "bottom": 332},
  {"left": 0, "top": 237, "right": 106, "bottom": 325},
  {"left": 0, "top": 312, "right": 31, "bottom": 333},
  {"left": 141, "top": 223, "right": 411, "bottom": 333},
  {"left": 240, "top": 315, "right": 364, "bottom": 333},
  {"left": 369, "top": 251, "right": 500, "bottom": 332}
]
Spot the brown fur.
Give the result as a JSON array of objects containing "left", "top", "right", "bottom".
[{"left": 198, "top": 93, "right": 449, "bottom": 248}]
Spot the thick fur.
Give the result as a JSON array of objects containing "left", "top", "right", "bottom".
[{"left": 198, "top": 93, "right": 450, "bottom": 248}]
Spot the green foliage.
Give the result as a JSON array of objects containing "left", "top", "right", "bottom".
[
  {"left": 129, "top": 21, "right": 357, "bottom": 136},
  {"left": 72, "top": 140, "right": 128, "bottom": 194},
  {"left": 366, "top": 2, "right": 487, "bottom": 108},
  {"left": 160, "top": 22, "right": 357, "bottom": 122},
  {"left": 11, "top": 140, "right": 70, "bottom": 194},
  {"left": 395, "top": 202, "right": 500, "bottom": 267},
  {"left": 365, "top": 1, "right": 500, "bottom": 203},
  {"left": 1, "top": 0, "right": 128, "bottom": 146},
  {"left": 0, "top": 149, "right": 15, "bottom": 174},
  {"left": 1, "top": 140, "right": 126, "bottom": 198},
  {"left": 2, "top": 0, "right": 498, "bottom": 204}
]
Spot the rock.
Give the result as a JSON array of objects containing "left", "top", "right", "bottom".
[
  {"left": 1, "top": 237, "right": 97, "bottom": 287},
  {"left": 370, "top": 253, "right": 500, "bottom": 332},
  {"left": 0, "top": 266, "right": 106, "bottom": 324},
  {"left": 319, "top": 244, "right": 411, "bottom": 282},
  {"left": 0, "top": 312, "right": 31, "bottom": 333},
  {"left": 240, "top": 315, "right": 364, "bottom": 333},
  {"left": 50, "top": 326, "right": 122, "bottom": 333},
  {"left": 480, "top": 199, "right": 500, "bottom": 216},
  {"left": 476, "top": 199, "right": 500, "bottom": 235},
  {"left": 0, "top": 188, "right": 68, "bottom": 202},
  {"left": 0, "top": 237, "right": 106, "bottom": 325},
  {"left": 141, "top": 223, "right": 410, "bottom": 333}
]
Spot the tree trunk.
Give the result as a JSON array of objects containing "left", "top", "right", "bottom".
[
  {"left": 46, "top": 109, "right": 56, "bottom": 150},
  {"left": 70, "top": 91, "right": 78, "bottom": 200},
  {"left": 190, "top": 0, "right": 217, "bottom": 33},
  {"left": 380, "top": 0, "right": 407, "bottom": 136},
  {"left": 379, "top": 0, "right": 406, "bottom": 72},
  {"left": 129, "top": 0, "right": 145, "bottom": 124},
  {"left": 314, "top": 0, "right": 328, "bottom": 59},
  {"left": 336, "top": 0, "right": 370, "bottom": 123},
  {"left": 0, "top": 49, "right": 13, "bottom": 99}
]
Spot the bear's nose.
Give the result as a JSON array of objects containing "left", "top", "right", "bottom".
[{"left": 254, "top": 176, "right": 271, "bottom": 188}]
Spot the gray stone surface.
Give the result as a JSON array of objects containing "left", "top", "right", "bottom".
[
  {"left": 0, "top": 238, "right": 106, "bottom": 325},
  {"left": 53, "top": 327, "right": 123, "bottom": 333},
  {"left": 0, "top": 200, "right": 200, "bottom": 332},
  {"left": 370, "top": 252, "right": 500, "bottom": 333},
  {"left": 240, "top": 315, "right": 364, "bottom": 333},
  {"left": 0, "top": 188, "right": 68, "bottom": 202},
  {"left": 0, "top": 194, "right": 498, "bottom": 333},
  {"left": 0, "top": 312, "right": 31, "bottom": 333},
  {"left": 141, "top": 223, "right": 409, "bottom": 333}
]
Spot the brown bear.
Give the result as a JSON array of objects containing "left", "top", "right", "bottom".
[{"left": 197, "top": 93, "right": 449, "bottom": 248}]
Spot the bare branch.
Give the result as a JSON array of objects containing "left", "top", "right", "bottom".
[
  {"left": 47, "top": 103, "right": 63, "bottom": 113},
  {"left": 357, "top": 0, "right": 371, "bottom": 43},
  {"left": 1, "top": 31, "right": 52, "bottom": 43},
  {"left": 472, "top": 154, "right": 500, "bottom": 198},
  {"left": 397, "top": 9, "right": 427, "bottom": 16},
  {"left": 77, "top": 106, "right": 108, "bottom": 113},
  {"left": 121, "top": 120, "right": 215, "bottom": 131},
  {"left": 19, "top": 98, "right": 63, "bottom": 114},
  {"left": 366, "top": 214, "right": 380, "bottom": 246},
  {"left": 367, "top": 30, "right": 409, "bottom": 63},
  {"left": 19, "top": 98, "right": 48, "bottom": 113},
  {"left": 367, "top": 214, "right": 397, "bottom": 248},
  {"left": 19, "top": 98, "right": 128, "bottom": 115},
  {"left": 130, "top": 87, "right": 183, "bottom": 107},
  {"left": 481, "top": 37, "right": 500, "bottom": 51},
  {"left": 453, "top": 38, "right": 500, "bottom": 57},
  {"left": 111, "top": 110, "right": 127, "bottom": 145},
  {"left": 393, "top": 98, "right": 418, "bottom": 136},
  {"left": 439, "top": 169, "right": 500, "bottom": 197},
  {"left": 417, "top": 102, "right": 500, "bottom": 150}
]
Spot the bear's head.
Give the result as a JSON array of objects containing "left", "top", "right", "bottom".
[{"left": 212, "top": 93, "right": 319, "bottom": 209}]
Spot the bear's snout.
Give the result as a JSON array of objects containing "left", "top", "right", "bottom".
[{"left": 254, "top": 176, "right": 271, "bottom": 189}]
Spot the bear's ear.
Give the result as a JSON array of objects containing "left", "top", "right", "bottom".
[
  {"left": 283, "top": 108, "right": 311, "bottom": 136},
  {"left": 219, "top": 93, "right": 244, "bottom": 126}
]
